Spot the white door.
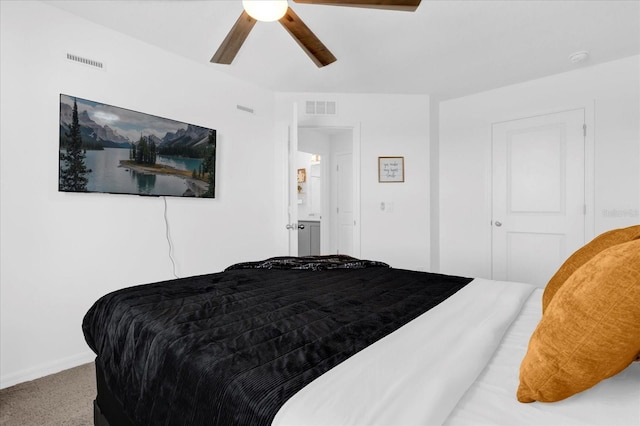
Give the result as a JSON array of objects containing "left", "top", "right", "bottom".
[
  {"left": 492, "top": 109, "right": 585, "bottom": 286},
  {"left": 335, "top": 152, "right": 354, "bottom": 255}
]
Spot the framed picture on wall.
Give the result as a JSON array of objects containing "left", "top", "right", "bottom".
[
  {"left": 378, "top": 156, "right": 404, "bottom": 182},
  {"left": 297, "top": 168, "right": 307, "bottom": 183}
]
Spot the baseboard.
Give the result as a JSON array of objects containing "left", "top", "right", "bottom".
[{"left": 0, "top": 350, "right": 95, "bottom": 389}]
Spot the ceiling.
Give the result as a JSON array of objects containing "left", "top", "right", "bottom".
[{"left": 46, "top": 0, "right": 640, "bottom": 100}]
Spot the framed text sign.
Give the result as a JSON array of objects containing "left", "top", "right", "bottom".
[{"left": 378, "top": 156, "right": 404, "bottom": 183}]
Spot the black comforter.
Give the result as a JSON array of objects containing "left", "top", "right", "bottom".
[{"left": 83, "top": 256, "right": 472, "bottom": 426}]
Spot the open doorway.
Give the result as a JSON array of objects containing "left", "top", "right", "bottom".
[{"left": 295, "top": 126, "right": 359, "bottom": 256}]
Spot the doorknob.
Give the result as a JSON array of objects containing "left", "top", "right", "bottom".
[
  {"left": 286, "top": 223, "right": 295, "bottom": 230},
  {"left": 495, "top": 221, "right": 502, "bottom": 227},
  {"left": 297, "top": 224, "right": 305, "bottom": 230}
]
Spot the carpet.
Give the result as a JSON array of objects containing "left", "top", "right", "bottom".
[{"left": 0, "top": 363, "right": 95, "bottom": 426}]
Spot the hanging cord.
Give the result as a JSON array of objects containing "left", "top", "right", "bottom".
[{"left": 163, "top": 196, "right": 179, "bottom": 279}]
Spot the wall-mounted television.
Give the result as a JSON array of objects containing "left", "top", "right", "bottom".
[{"left": 59, "top": 94, "right": 216, "bottom": 198}]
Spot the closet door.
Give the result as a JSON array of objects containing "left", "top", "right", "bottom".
[{"left": 492, "top": 109, "right": 585, "bottom": 286}]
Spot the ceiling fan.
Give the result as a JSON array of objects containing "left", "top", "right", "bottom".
[{"left": 210, "top": 0, "right": 422, "bottom": 68}]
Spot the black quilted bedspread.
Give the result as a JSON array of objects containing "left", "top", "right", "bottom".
[{"left": 83, "top": 255, "right": 472, "bottom": 426}]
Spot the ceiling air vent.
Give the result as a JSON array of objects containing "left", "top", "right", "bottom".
[
  {"left": 305, "top": 100, "right": 337, "bottom": 116},
  {"left": 66, "top": 53, "right": 104, "bottom": 70}
]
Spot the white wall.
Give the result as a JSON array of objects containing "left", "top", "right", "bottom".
[
  {"left": 0, "top": 1, "right": 279, "bottom": 388},
  {"left": 439, "top": 56, "right": 640, "bottom": 279},
  {"left": 274, "top": 94, "right": 431, "bottom": 271}
]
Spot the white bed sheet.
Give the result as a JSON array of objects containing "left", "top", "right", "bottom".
[
  {"left": 273, "top": 278, "right": 537, "bottom": 426},
  {"left": 444, "top": 288, "right": 640, "bottom": 426},
  {"left": 273, "top": 279, "right": 640, "bottom": 426}
]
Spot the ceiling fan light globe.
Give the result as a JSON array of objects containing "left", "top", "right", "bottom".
[{"left": 242, "top": 0, "right": 288, "bottom": 22}]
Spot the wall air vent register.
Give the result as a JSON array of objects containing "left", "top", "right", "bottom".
[{"left": 305, "top": 101, "right": 337, "bottom": 116}]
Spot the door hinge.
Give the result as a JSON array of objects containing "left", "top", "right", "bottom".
[
  {"left": 584, "top": 204, "right": 587, "bottom": 215},
  {"left": 583, "top": 124, "right": 587, "bottom": 137}
]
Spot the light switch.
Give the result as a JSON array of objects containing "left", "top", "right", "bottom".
[{"left": 380, "top": 201, "right": 393, "bottom": 213}]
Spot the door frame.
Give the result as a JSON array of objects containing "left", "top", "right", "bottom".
[
  {"left": 488, "top": 106, "right": 596, "bottom": 280},
  {"left": 296, "top": 124, "right": 361, "bottom": 258}
]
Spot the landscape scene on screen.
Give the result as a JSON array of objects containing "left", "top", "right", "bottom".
[{"left": 59, "top": 94, "right": 216, "bottom": 198}]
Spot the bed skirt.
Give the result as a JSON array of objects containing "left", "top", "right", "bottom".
[{"left": 94, "top": 361, "right": 135, "bottom": 426}]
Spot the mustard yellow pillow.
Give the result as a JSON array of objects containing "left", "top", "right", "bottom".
[
  {"left": 517, "top": 239, "right": 640, "bottom": 403},
  {"left": 542, "top": 225, "right": 640, "bottom": 312}
]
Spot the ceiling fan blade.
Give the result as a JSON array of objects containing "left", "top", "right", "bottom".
[
  {"left": 210, "top": 11, "right": 257, "bottom": 64},
  {"left": 293, "top": 0, "right": 421, "bottom": 12},
  {"left": 279, "top": 7, "right": 337, "bottom": 68}
]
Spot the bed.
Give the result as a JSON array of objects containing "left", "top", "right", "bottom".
[{"left": 84, "top": 236, "right": 640, "bottom": 426}]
